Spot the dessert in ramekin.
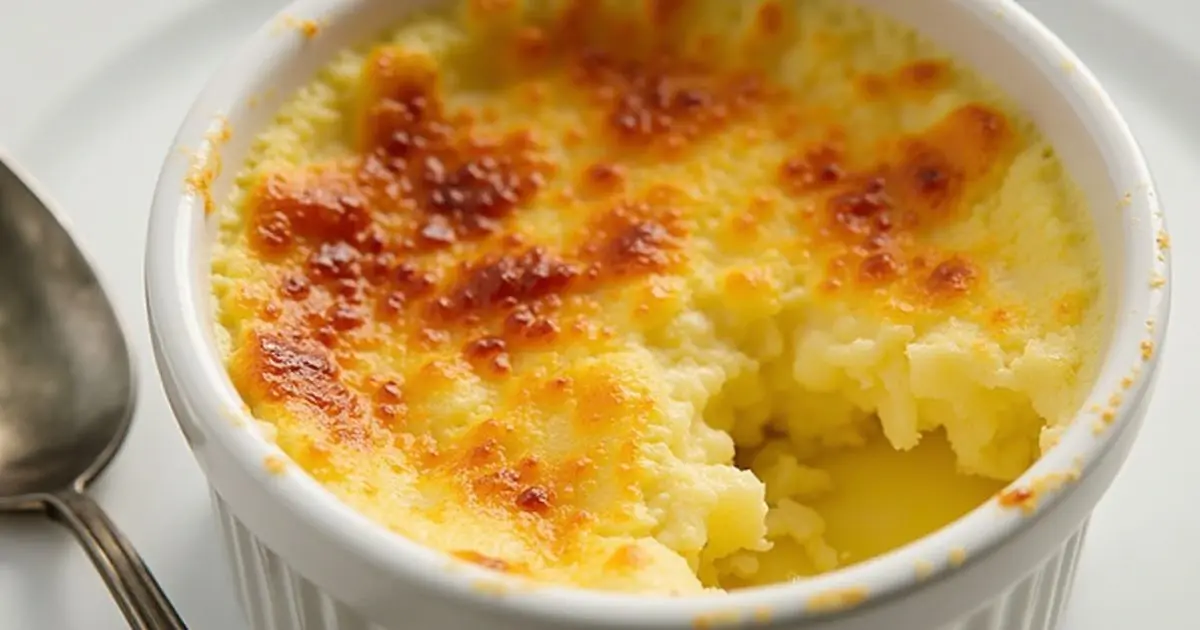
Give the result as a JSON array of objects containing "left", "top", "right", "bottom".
[{"left": 146, "top": 1, "right": 1170, "bottom": 628}]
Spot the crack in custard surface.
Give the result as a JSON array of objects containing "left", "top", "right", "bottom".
[{"left": 211, "top": 0, "right": 1104, "bottom": 595}]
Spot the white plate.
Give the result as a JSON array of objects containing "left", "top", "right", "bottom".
[{"left": 0, "top": 0, "right": 1196, "bottom": 628}]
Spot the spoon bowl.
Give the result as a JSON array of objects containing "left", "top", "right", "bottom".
[
  {"left": 0, "top": 152, "right": 186, "bottom": 629},
  {"left": 0, "top": 153, "right": 135, "bottom": 508}
]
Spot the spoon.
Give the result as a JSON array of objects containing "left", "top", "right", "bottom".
[{"left": 0, "top": 153, "right": 187, "bottom": 630}]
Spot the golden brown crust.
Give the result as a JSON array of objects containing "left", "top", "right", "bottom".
[
  {"left": 777, "top": 102, "right": 1012, "bottom": 301},
  {"left": 222, "top": 0, "right": 1051, "bottom": 578}
]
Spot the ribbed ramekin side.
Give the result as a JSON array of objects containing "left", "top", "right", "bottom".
[
  {"left": 214, "top": 480, "right": 1091, "bottom": 630},
  {"left": 213, "top": 491, "right": 391, "bottom": 630},
  {"left": 946, "top": 521, "right": 1089, "bottom": 630}
]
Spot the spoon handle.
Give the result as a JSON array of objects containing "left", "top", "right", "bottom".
[{"left": 46, "top": 490, "right": 188, "bottom": 630}]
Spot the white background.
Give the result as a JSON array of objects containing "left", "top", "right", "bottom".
[{"left": 0, "top": 0, "right": 1195, "bottom": 628}]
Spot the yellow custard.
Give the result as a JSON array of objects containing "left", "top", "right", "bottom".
[{"left": 209, "top": 0, "right": 1104, "bottom": 594}]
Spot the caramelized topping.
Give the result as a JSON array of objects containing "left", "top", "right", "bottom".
[
  {"left": 237, "top": 23, "right": 1016, "bottom": 471},
  {"left": 781, "top": 103, "right": 1011, "bottom": 300},
  {"left": 435, "top": 248, "right": 579, "bottom": 321},
  {"left": 252, "top": 170, "right": 369, "bottom": 254},
  {"left": 755, "top": 1, "right": 785, "bottom": 36},
  {"left": 572, "top": 52, "right": 765, "bottom": 152},
  {"left": 452, "top": 432, "right": 568, "bottom": 523},
  {"left": 231, "top": 331, "right": 372, "bottom": 449},
  {"left": 281, "top": 274, "right": 312, "bottom": 300},
  {"left": 898, "top": 60, "right": 951, "bottom": 92},
  {"left": 926, "top": 257, "right": 977, "bottom": 296},
  {"left": 362, "top": 49, "right": 551, "bottom": 245},
  {"left": 243, "top": 47, "right": 572, "bottom": 367},
  {"left": 227, "top": 2, "right": 1032, "bottom": 550},
  {"left": 857, "top": 59, "right": 953, "bottom": 99},
  {"left": 249, "top": 47, "right": 551, "bottom": 261},
  {"left": 504, "top": 304, "right": 561, "bottom": 342},
  {"left": 465, "top": 336, "right": 512, "bottom": 373},
  {"left": 611, "top": 221, "right": 675, "bottom": 270},
  {"left": 309, "top": 242, "right": 362, "bottom": 280},
  {"left": 515, "top": 485, "right": 554, "bottom": 513},
  {"left": 644, "top": 0, "right": 690, "bottom": 32},
  {"left": 581, "top": 162, "right": 626, "bottom": 195},
  {"left": 780, "top": 145, "right": 844, "bottom": 194},
  {"left": 858, "top": 251, "right": 902, "bottom": 284},
  {"left": 372, "top": 379, "right": 407, "bottom": 424},
  {"left": 251, "top": 333, "right": 353, "bottom": 412},
  {"left": 582, "top": 187, "right": 686, "bottom": 276}
]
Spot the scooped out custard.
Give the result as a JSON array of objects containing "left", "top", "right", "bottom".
[{"left": 210, "top": 0, "right": 1103, "bottom": 594}]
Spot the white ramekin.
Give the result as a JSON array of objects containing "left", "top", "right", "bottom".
[{"left": 144, "top": 0, "right": 1172, "bottom": 628}]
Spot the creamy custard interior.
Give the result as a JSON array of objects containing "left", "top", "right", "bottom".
[{"left": 210, "top": 0, "right": 1103, "bottom": 594}]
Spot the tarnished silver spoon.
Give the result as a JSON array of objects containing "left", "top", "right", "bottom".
[{"left": 0, "top": 153, "right": 187, "bottom": 629}]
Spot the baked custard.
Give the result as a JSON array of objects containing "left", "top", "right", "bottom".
[{"left": 211, "top": 0, "right": 1104, "bottom": 594}]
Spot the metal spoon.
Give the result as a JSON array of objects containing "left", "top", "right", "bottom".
[{"left": 0, "top": 153, "right": 187, "bottom": 630}]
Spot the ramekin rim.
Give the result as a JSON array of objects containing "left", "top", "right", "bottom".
[{"left": 143, "top": 0, "right": 1172, "bottom": 626}]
